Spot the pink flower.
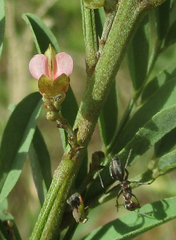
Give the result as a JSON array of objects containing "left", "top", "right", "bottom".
[
  {"left": 29, "top": 45, "right": 73, "bottom": 96},
  {"left": 29, "top": 52, "right": 73, "bottom": 81}
]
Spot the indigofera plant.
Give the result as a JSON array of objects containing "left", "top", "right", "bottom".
[{"left": 1, "top": 0, "right": 176, "bottom": 240}]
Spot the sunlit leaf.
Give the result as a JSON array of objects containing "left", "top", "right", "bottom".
[
  {"left": 158, "top": 149, "right": 176, "bottom": 174},
  {"left": 83, "top": 197, "right": 176, "bottom": 240},
  {"left": 0, "top": 92, "right": 42, "bottom": 203},
  {"left": 115, "top": 77, "right": 176, "bottom": 152},
  {"left": 22, "top": 13, "right": 60, "bottom": 53},
  {"left": 154, "top": 127, "right": 176, "bottom": 158},
  {"left": 118, "top": 104, "right": 176, "bottom": 165},
  {"left": 141, "top": 64, "right": 176, "bottom": 102}
]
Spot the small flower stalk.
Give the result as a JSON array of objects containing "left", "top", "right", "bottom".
[{"left": 29, "top": 44, "right": 77, "bottom": 147}]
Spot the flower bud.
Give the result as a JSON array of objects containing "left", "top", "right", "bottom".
[{"left": 46, "top": 111, "right": 60, "bottom": 121}]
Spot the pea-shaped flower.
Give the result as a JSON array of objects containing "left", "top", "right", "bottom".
[{"left": 29, "top": 45, "right": 73, "bottom": 96}]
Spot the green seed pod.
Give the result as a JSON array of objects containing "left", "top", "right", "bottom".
[{"left": 84, "top": 0, "right": 105, "bottom": 9}]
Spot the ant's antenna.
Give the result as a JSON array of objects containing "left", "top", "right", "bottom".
[{"left": 124, "top": 149, "right": 133, "bottom": 169}]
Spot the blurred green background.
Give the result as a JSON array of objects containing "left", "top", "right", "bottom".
[{"left": 0, "top": 0, "right": 176, "bottom": 239}]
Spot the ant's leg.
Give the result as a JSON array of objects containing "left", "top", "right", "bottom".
[
  {"left": 130, "top": 179, "right": 154, "bottom": 185},
  {"left": 116, "top": 189, "right": 123, "bottom": 211},
  {"left": 124, "top": 149, "right": 133, "bottom": 169},
  {"left": 123, "top": 149, "right": 132, "bottom": 181},
  {"left": 131, "top": 192, "right": 140, "bottom": 208},
  {"left": 99, "top": 171, "right": 121, "bottom": 195},
  {"left": 124, "top": 168, "right": 129, "bottom": 181}
]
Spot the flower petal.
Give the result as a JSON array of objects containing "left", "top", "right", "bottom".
[
  {"left": 29, "top": 54, "right": 49, "bottom": 80},
  {"left": 38, "top": 74, "right": 69, "bottom": 96},
  {"left": 54, "top": 52, "right": 73, "bottom": 79}
]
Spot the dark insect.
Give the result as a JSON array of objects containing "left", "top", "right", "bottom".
[
  {"left": 109, "top": 154, "right": 153, "bottom": 211},
  {"left": 67, "top": 193, "right": 81, "bottom": 209},
  {"left": 67, "top": 193, "right": 88, "bottom": 223}
]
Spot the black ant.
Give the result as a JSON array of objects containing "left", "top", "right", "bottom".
[{"left": 109, "top": 152, "right": 153, "bottom": 211}]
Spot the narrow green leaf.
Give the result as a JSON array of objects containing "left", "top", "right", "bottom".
[
  {"left": 60, "top": 87, "right": 78, "bottom": 149},
  {"left": 81, "top": 0, "right": 98, "bottom": 70},
  {"left": 22, "top": 13, "right": 60, "bottom": 53},
  {"left": 127, "top": 15, "right": 149, "bottom": 91},
  {"left": 99, "top": 80, "right": 118, "bottom": 146},
  {"left": 158, "top": 149, "right": 176, "bottom": 174},
  {"left": 115, "top": 77, "right": 176, "bottom": 152},
  {"left": 94, "top": 8, "right": 104, "bottom": 38},
  {"left": 62, "top": 87, "right": 78, "bottom": 128},
  {"left": 155, "top": 0, "right": 170, "bottom": 41},
  {"left": 165, "top": 19, "right": 176, "bottom": 47},
  {"left": 0, "top": 199, "right": 22, "bottom": 240},
  {"left": 154, "top": 127, "right": 176, "bottom": 158},
  {"left": 141, "top": 64, "right": 176, "bottom": 102},
  {"left": 29, "top": 127, "right": 52, "bottom": 206},
  {"left": 0, "top": 92, "right": 42, "bottom": 203},
  {"left": 0, "top": 0, "right": 5, "bottom": 59},
  {"left": 62, "top": 222, "right": 78, "bottom": 240},
  {"left": 118, "top": 105, "right": 176, "bottom": 166},
  {"left": 83, "top": 197, "right": 176, "bottom": 240}
]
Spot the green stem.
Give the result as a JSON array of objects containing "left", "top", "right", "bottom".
[
  {"left": 75, "top": 0, "right": 164, "bottom": 145},
  {"left": 98, "top": 8, "right": 117, "bottom": 54},
  {"left": 30, "top": 156, "right": 78, "bottom": 240},
  {"left": 81, "top": 0, "right": 98, "bottom": 72},
  {"left": 30, "top": 0, "right": 166, "bottom": 239}
]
